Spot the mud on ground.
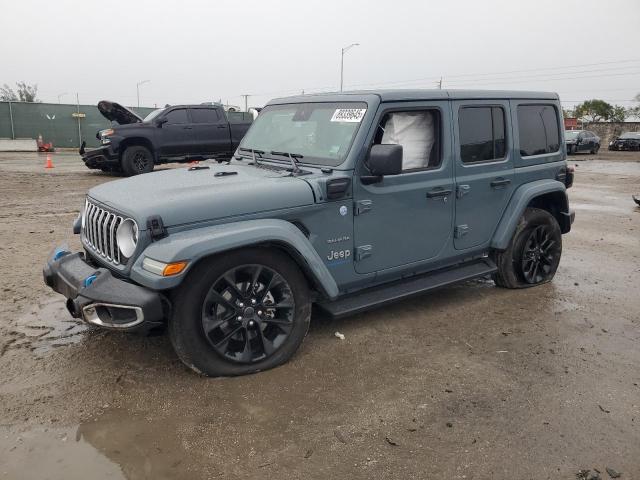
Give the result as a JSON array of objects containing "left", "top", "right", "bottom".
[{"left": 0, "top": 151, "right": 639, "bottom": 479}]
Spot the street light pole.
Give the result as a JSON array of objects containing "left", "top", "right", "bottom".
[
  {"left": 136, "top": 80, "right": 150, "bottom": 108},
  {"left": 340, "top": 43, "right": 360, "bottom": 92}
]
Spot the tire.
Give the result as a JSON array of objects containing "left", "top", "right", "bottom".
[
  {"left": 121, "top": 145, "right": 154, "bottom": 176},
  {"left": 169, "top": 248, "right": 311, "bottom": 376},
  {"left": 568, "top": 144, "right": 576, "bottom": 155},
  {"left": 591, "top": 144, "right": 600, "bottom": 154},
  {"left": 491, "top": 208, "right": 562, "bottom": 289}
]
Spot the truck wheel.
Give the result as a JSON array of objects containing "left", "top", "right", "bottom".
[
  {"left": 492, "top": 208, "right": 562, "bottom": 289},
  {"left": 169, "top": 248, "right": 311, "bottom": 376},
  {"left": 121, "top": 145, "right": 154, "bottom": 176}
]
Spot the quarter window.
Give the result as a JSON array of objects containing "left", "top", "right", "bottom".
[
  {"left": 190, "top": 108, "right": 220, "bottom": 123},
  {"left": 164, "top": 108, "right": 189, "bottom": 124},
  {"left": 517, "top": 105, "right": 560, "bottom": 156},
  {"left": 458, "top": 106, "right": 506, "bottom": 163}
]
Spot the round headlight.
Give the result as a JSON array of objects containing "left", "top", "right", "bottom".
[{"left": 116, "top": 218, "right": 139, "bottom": 258}]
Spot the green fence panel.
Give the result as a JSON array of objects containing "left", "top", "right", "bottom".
[{"left": 0, "top": 102, "right": 156, "bottom": 148}]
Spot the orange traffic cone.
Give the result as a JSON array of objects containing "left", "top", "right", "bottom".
[{"left": 45, "top": 154, "right": 54, "bottom": 169}]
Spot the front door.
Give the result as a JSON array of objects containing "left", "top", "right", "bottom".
[
  {"left": 353, "top": 101, "right": 454, "bottom": 274},
  {"left": 452, "top": 100, "right": 514, "bottom": 250},
  {"left": 158, "top": 107, "right": 195, "bottom": 157}
]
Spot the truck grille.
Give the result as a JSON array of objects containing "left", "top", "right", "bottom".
[{"left": 82, "top": 199, "right": 125, "bottom": 264}]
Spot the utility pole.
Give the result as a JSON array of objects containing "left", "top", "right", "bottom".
[
  {"left": 340, "top": 43, "right": 360, "bottom": 92},
  {"left": 438, "top": 77, "right": 443, "bottom": 89},
  {"left": 241, "top": 94, "right": 250, "bottom": 111},
  {"left": 136, "top": 80, "right": 150, "bottom": 108}
]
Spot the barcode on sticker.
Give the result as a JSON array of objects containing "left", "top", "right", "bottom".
[{"left": 330, "top": 108, "right": 366, "bottom": 122}]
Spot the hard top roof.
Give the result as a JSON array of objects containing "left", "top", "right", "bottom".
[{"left": 268, "top": 89, "right": 559, "bottom": 105}]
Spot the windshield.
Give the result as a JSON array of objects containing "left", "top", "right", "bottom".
[
  {"left": 619, "top": 132, "right": 640, "bottom": 139},
  {"left": 565, "top": 130, "right": 581, "bottom": 139},
  {"left": 143, "top": 108, "right": 165, "bottom": 123},
  {"left": 238, "top": 102, "right": 367, "bottom": 166}
]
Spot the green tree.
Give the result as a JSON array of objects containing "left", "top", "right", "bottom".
[
  {"left": 0, "top": 82, "right": 39, "bottom": 102},
  {"left": 562, "top": 107, "right": 575, "bottom": 118},
  {"left": 574, "top": 99, "right": 613, "bottom": 123},
  {"left": 609, "top": 105, "right": 627, "bottom": 122}
]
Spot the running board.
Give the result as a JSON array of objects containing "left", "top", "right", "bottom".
[{"left": 317, "top": 258, "right": 497, "bottom": 318}]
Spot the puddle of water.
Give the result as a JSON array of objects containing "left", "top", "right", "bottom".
[
  {"left": 571, "top": 202, "right": 630, "bottom": 215},
  {"left": 0, "top": 425, "right": 125, "bottom": 480},
  {"left": 0, "top": 410, "right": 198, "bottom": 480},
  {"left": 9, "top": 297, "right": 90, "bottom": 356}
]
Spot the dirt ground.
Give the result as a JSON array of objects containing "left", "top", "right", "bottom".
[{"left": 0, "top": 150, "right": 638, "bottom": 480}]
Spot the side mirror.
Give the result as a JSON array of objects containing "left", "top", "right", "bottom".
[
  {"left": 156, "top": 118, "right": 168, "bottom": 127},
  {"left": 363, "top": 144, "right": 403, "bottom": 182}
]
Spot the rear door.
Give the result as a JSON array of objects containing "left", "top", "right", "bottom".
[
  {"left": 452, "top": 100, "right": 514, "bottom": 250},
  {"left": 189, "top": 107, "right": 231, "bottom": 156},
  {"left": 158, "top": 108, "right": 195, "bottom": 157}
]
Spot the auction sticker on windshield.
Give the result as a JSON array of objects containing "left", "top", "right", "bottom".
[{"left": 331, "top": 108, "right": 367, "bottom": 122}]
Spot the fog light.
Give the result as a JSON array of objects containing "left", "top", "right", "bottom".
[{"left": 142, "top": 257, "right": 188, "bottom": 276}]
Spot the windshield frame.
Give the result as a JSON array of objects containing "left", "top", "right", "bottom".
[
  {"left": 143, "top": 108, "right": 165, "bottom": 123},
  {"left": 564, "top": 130, "right": 581, "bottom": 139},
  {"left": 237, "top": 101, "right": 369, "bottom": 168}
]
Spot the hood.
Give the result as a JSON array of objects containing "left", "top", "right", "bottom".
[
  {"left": 88, "top": 163, "right": 315, "bottom": 228},
  {"left": 97, "top": 100, "right": 143, "bottom": 125}
]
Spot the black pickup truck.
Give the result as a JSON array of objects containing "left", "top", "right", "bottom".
[{"left": 81, "top": 101, "right": 253, "bottom": 176}]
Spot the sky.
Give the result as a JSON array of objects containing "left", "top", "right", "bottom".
[{"left": 1, "top": 0, "right": 639, "bottom": 112}]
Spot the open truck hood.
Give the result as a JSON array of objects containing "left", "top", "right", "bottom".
[
  {"left": 87, "top": 163, "right": 316, "bottom": 229},
  {"left": 97, "top": 100, "right": 143, "bottom": 125}
]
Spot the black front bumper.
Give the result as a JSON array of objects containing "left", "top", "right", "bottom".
[
  {"left": 43, "top": 249, "right": 165, "bottom": 332},
  {"left": 81, "top": 145, "right": 119, "bottom": 169}
]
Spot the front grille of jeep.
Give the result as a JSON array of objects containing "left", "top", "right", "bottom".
[{"left": 82, "top": 199, "right": 125, "bottom": 265}]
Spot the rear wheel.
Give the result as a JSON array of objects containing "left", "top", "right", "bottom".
[
  {"left": 591, "top": 144, "right": 600, "bottom": 154},
  {"left": 121, "top": 145, "right": 154, "bottom": 176},
  {"left": 169, "top": 248, "right": 311, "bottom": 376},
  {"left": 492, "top": 208, "right": 562, "bottom": 289}
]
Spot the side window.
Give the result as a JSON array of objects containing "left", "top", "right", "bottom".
[
  {"left": 458, "top": 106, "right": 506, "bottom": 163},
  {"left": 375, "top": 109, "right": 441, "bottom": 171},
  {"left": 190, "top": 108, "right": 220, "bottom": 124},
  {"left": 517, "top": 104, "right": 560, "bottom": 156},
  {"left": 164, "top": 108, "right": 189, "bottom": 124}
]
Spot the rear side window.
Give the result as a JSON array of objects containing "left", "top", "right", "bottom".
[
  {"left": 517, "top": 105, "right": 560, "bottom": 156},
  {"left": 164, "top": 108, "right": 189, "bottom": 124},
  {"left": 191, "top": 108, "right": 220, "bottom": 123},
  {"left": 458, "top": 106, "right": 506, "bottom": 163}
]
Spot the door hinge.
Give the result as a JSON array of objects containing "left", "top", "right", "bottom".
[
  {"left": 354, "top": 200, "right": 372, "bottom": 216},
  {"left": 355, "top": 245, "right": 373, "bottom": 261},
  {"left": 456, "top": 184, "right": 471, "bottom": 199},
  {"left": 454, "top": 225, "right": 469, "bottom": 238}
]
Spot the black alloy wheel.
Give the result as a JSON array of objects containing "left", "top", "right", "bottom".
[
  {"left": 520, "top": 224, "right": 561, "bottom": 284},
  {"left": 202, "top": 264, "right": 296, "bottom": 364}
]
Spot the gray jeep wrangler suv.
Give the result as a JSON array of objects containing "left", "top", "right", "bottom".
[{"left": 44, "top": 90, "right": 575, "bottom": 376}]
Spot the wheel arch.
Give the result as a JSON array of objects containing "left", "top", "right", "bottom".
[
  {"left": 491, "top": 179, "right": 570, "bottom": 251},
  {"left": 129, "top": 219, "right": 340, "bottom": 300},
  {"left": 119, "top": 137, "right": 157, "bottom": 163}
]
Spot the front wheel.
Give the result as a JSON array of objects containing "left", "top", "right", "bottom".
[
  {"left": 169, "top": 248, "right": 311, "bottom": 376},
  {"left": 121, "top": 145, "right": 154, "bottom": 176},
  {"left": 492, "top": 208, "right": 562, "bottom": 289}
]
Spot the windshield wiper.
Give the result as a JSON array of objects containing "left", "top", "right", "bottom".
[
  {"left": 238, "top": 147, "right": 264, "bottom": 165},
  {"left": 270, "top": 151, "right": 303, "bottom": 173}
]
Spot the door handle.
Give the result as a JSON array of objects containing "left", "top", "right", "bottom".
[
  {"left": 426, "top": 188, "right": 452, "bottom": 199},
  {"left": 183, "top": 126, "right": 193, "bottom": 130},
  {"left": 490, "top": 178, "right": 511, "bottom": 188},
  {"left": 216, "top": 125, "right": 227, "bottom": 129}
]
